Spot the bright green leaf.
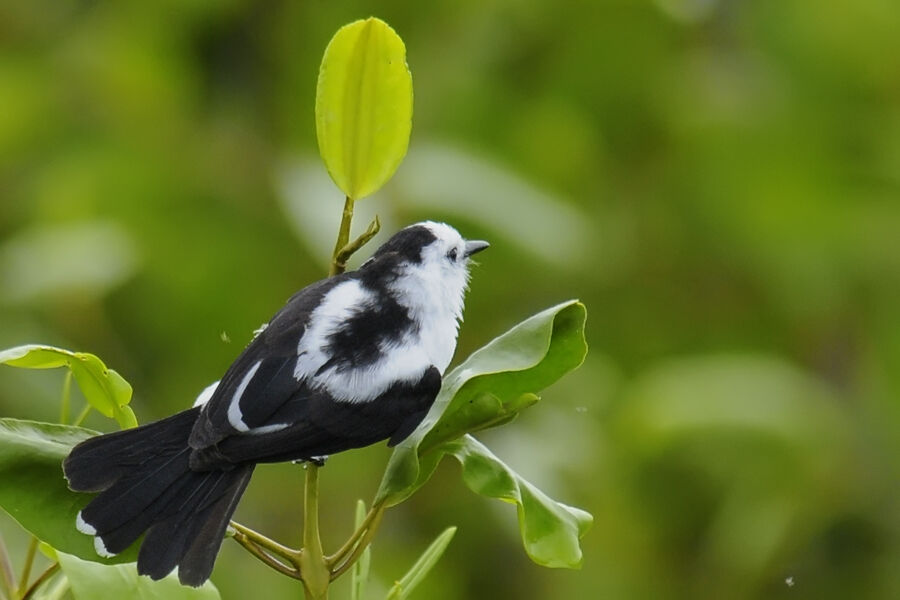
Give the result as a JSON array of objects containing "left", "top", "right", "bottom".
[
  {"left": 0, "top": 345, "right": 135, "bottom": 428},
  {"left": 385, "top": 527, "right": 456, "bottom": 600},
  {"left": 376, "top": 301, "right": 587, "bottom": 505},
  {"left": 114, "top": 404, "right": 138, "bottom": 430},
  {"left": 316, "top": 17, "right": 413, "bottom": 200},
  {"left": 0, "top": 345, "right": 70, "bottom": 369},
  {"left": 56, "top": 550, "right": 220, "bottom": 600},
  {"left": 446, "top": 436, "right": 591, "bottom": 569},
  {"left": 0, "top": 418, "right": 138, "bottom": 563}
]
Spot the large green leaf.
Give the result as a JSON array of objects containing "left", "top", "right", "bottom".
[
  {"left": 376, "top": 300, "right": 588, "bottom": 505},
  {"left": 374, "top": 301, "right": 590, "bottom": 570},
  {"left": 0, "top": 418, "right": 138, "bottom": 563},
  {"left": 445, "top": 436, "right": 591, "bottom": 568},
  {"left": 0, "top": 345, "right": 137, "bottom": 429},
  {"left": 52, "top": 549, "right": 220, "bottom": 599},
  {"left": 315, "top": 17, "right": 413, "bottom": 200}
]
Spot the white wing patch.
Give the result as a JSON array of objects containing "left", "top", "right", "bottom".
[
  {"left": 193, "top": 380, "right": 220, "bottom": 407},
  {"left": 293, "top": 279, "right": 438, "bottom": 404},
  {"left": 227, "top": 360, "right": 262, "bottom": 432}
]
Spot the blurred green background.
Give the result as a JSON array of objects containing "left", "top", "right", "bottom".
[{"left": 1, "top": 0, "right": 899, "bottom": 598}]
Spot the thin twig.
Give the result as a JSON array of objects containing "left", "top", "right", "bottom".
[
  {"left": 0, "top": 535, "right": 16, "bottom": 599},
  {"left": 71, "top": 404, "right": 91, "bottom": 427},
  {"left": 59, "top": 371, "right": 72, "bottom": 425},
  {"left": 43, "top": 576, "right": 69, "bottom": 600},
  {"left": 21, "top": 563, "right": 59, "bottom": 600},
  {"left": 231, "top": 531, "right": 301, "bottom": 580},
  {"left": 326, "top": 503, "right": 383, "bottom": 567},
  {"left": 330, "top": 508, "right": 384, "bottom": 581},
  {"left": 332, "top": 216, "right": 381, "bottom": 274},
  {"left": 329, "top": 196, "right": 356, "bottom": 277},
  {"left": 229, "top": 521, "right": 298, "bottom": 561},
  {"left": 18, "top": 537, "right": 38, "bottom": 594}
]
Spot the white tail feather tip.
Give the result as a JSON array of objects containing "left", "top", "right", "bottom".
[
  {"left": 76, "top": 511, "right": 97, "bottom": 536},
  {"left": 93, "top": 535, "right": 115, "bottom": 558}
]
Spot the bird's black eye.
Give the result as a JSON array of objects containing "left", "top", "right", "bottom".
[{"left": 446, "top": 248, "right": 458, "bottom": 262}]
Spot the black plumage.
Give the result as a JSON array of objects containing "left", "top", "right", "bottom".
[{"left": 63, "top": 222, "right": 487, "bottom": 586}]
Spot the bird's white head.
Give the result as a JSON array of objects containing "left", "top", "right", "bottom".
[{"left": 363, "top": 220, "right": 489, "bottom": 338}]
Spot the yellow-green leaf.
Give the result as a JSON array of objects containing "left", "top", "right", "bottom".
[
  {"left": 315, "top": 17, "right": 413, "bottom": 200},
  {"left": 0, "top": 345, "right": 134, "bottom": 428}
]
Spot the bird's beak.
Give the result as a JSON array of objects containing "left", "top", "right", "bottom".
[{"left": 464, "top": 240, "right": 490, "bottom": 257}]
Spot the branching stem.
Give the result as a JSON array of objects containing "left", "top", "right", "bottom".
[
  {"left": 17, "top": 538, "right": 38, "bottom": 597},
  {"left": 326, "top": 503, "right": 384, "bottom": 567},
  {"left": 329, "top": 507, "right": 384, "bottom": 581},
  {"left": 230, "top": 529, "right": 301, "bottom": 580},
  {"left": 330, "top": 196, "right": 355, "bottom": 277},
  {"left": 229, "top": 191, "right": 385, "bottom": 598},
  {"left": 20, "top": 563, "right": 58, "bottom": 600},
  {"left": 0, "top": 535, "right": 15, "bottom": 599}
]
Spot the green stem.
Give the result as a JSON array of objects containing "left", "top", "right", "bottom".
[
  {"left": 20, "top": 563, "right": 58, "bottom": 600},
  {"left": 42, "top": 576, "right": 68, "bottom": 600},
  {"left": 17, "top": 538, "right": 38, "bottom": 597},
  {"left": 333, "top": 216, "right": 381, "bottom": 275},
  {"left": 71, "top": 404, "right": 91, "bottom": 427},
  {"left": 329, "top": 507, "right": 384, "bottom": 581},
  {"left": 230, "top": 529, "right": 301, "bottom": 580},
  {"left": 230, "top": 522, "right": 297, "bottom": 562},
  {"left": 59, "top": 371, "right": 72, "bottom": 425},
  {"left": 228, "top": 190, "right": 386, "bottom": 595},
  {"left": 299, "top": 466, "right": 329, "bottom": 599},
  {"left": 0, "top": 535, "right": 15, "bottom": 599},
  {"left": 326, "top": 502, "right": 384, "bottom": 567},
  {"left": 330, "top": 196, "right": 355, "bottom": 276}
]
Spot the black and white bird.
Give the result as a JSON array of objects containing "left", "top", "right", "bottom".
[{"left": 63, "top": 221, "right": 488, "bottom": 586}]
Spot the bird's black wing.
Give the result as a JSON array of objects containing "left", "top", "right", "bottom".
[
  {"left": 189, "top": 275, "right": 348, "bottom": 449},
  {"left": 200, "top": 366, "right": 442, "bottom": 466}
]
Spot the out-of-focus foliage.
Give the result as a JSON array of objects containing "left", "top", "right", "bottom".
[{"left": 0, "top": 1, "right": 898, "bottom": 599}]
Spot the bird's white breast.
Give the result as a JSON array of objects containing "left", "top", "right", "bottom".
[{"left": 293, "top": 278, "right": 461, "bottom": 404}]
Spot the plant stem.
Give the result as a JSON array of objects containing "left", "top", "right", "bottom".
[
  {"left": 229, "top": 522, "right": 297, "bottom": 561},
  {"left": 71, "top": 404, "right": 91, "bottom": 427},
  {"left": 17, "top": 538, "right": 38, "bottom": 597},
  {"left": 326, "top": 503, "right": 384, "bottom": 567},
  {"left": 59, "top": 371, "right": 72, "bottom": 425},
  {"left": 333, "top": 216, "right": 381, "bottom": 275},
  {"left": 228, "top": 189, "right": 385, "bottom": 595},
  {"left": 329, "top": 507, "right": 384, "bottom": 581},
  {"left": 230, "top": 529, "right": 301, "bottom": 580},
  {"left": 330, "top": 196, "right": 355, "bottom": 277},
  {"left": 0, "top": 535, "right": 15, "bottom": 600},
  {"left": 299, "top": 466, "right": 329, "bottom": 599},
  {"left": 42, "top": 576, "right": 68, "bottom": 600},
  {"left": 20, "top": 563, "right": 58, "bottom": 600}
]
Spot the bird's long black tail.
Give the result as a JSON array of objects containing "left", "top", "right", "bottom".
[{"left": 63, "top": 407, "right": 254, "bottom": 586}]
